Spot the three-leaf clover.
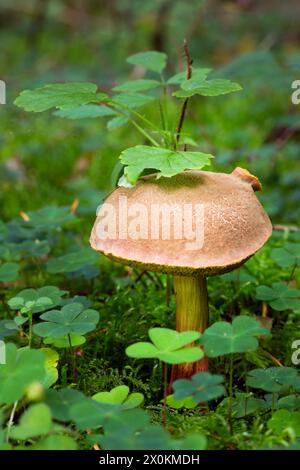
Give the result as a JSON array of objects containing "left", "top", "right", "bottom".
[
  {"left": 172, "top": 372, "right": 225, "bottom": 404},
  {"left": 126, "top": 328, "right": 203, "bottom": 364},
  {"left": 8, "top": 286, "right": 67, "bottom": 314},
  {"left": 93, "top": 385, "right": 144, "bottom": 410},
  {"left": 246, "top": 367, "right": 300, "bottom": 393},
  {"left": 201, "top": 316, "right": 270, "bottom": 357},
  {"left": 271, "top": 243, "right": 300, "bottom": 268},
  {"left": 33, "top": 303, "right": 99, "bottom": 339},
  {"left": 256, "top": 282, "right": 300, "bottom": 311}
]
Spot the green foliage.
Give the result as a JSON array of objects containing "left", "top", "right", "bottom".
[
  {"left": 8, "top": 286, "right": 67, "bottom": 314},
  {"left": 93, "top": 385, "right": 144, "bottom": 410},
  {"left": 10, "top": 404, "right": 52, "bottom": 440},
  {"left": 268, "top": 410, "right": 300, "bottom": 436},
  {"left": 0, "top": 344, "right": 45, "bottom": 405},
  {"left": 126, "top": 328, "right": 203, "bottom": 364},
  {"left": 246, "top": 367, "right": 300, "bottom": 393},
  {"left": 256, "top": 283, "right": 300, "bottom": 311},
  {"left": 33, "top": 303, "right": 99, "bottom": 338},
  {"left": 14, "top": 83, "right": 106, "bottom": 112},
  {"left": 120, "top": 145, "right": 213, "bottom": 184},
  {"left": 201, "top": 316, "right": 270, "bottom": 357},
  {"left": 173, "top": 372, "right": 225, "bottom": 404},
  {"left": 271, "top": 244, "right": 300, "bottom": 268},
  {"left": 127, "top": 51, "right": 167, "bottom": 73},
  {"left": 0, "top": 262, "right": 19, "bottom": 282},
  {"left": 173, "top": 79, "right": 242, "bottom": 98}
]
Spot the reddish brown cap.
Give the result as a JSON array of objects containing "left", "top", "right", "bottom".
[{"left": 90, "top": 168, "right": 272, "bottom": 276}]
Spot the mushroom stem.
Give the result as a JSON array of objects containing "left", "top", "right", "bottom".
[{"left": 170, "top": 274, "right": 209, "bottom": 382}]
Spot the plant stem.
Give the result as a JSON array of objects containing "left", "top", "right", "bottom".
[
  {"left": 130, "top": 119, "right": 160, "bottom": 147},
  {"left": 166, "top": 274, "right": 171, "bottom": 308},
  {"left": 28, "top": 311, "right": 33, "bottom": 348},
  {"left": 170, "top": 274, "right": 209, "bottom": 382},
  {"left": 228, "top": 354, "right": 234, "bottom": 435},
  {"left": 68, "top": 334, "right": 76, "bottom": 382},
  {"left": 110, "top": 100, "right": 162, "bottom": 134},
  {"left": 163, "top": 362, "right": 168, "bottom": 428},
  {"left": 288, "top": 262, "right": 298, "bottom": 284},
  {"left": 6, "top": 401, "right": 18, "bottom": 443},
  {"left": 175, "top": 39, "right": 193, "bottom": 147}
]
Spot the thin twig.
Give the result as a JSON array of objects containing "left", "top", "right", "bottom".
[
  {"left": 175, "top": 40, "right": 193, "bottom": 147},
  {"left": 6, "top": 401, "right": 18, "bottom": 443}
]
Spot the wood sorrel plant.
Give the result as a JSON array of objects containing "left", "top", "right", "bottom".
[{"left": 14, "top": 43, "right": 242, "bottom": 186}]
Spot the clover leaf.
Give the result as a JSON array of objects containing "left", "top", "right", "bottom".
[
  {"left": 126, "top": 328, "right": 203, "bottom": 365},
  {"left": 33, "top": 302, "right": 99, "bottom": 339},
  {"left": 173, "top": 372, "right": 225, "bottom": 404},
  {"left": 8, "top": 286, "right": 67, "bottom": 314},
  {"left": 0, "top": 344, "right": 46, "bottom": 405},
  {"left": 93, "top": 385, "right": 144, "bottom": 410},
  {"left": 173, "top": 78, "right": 242, "bottom": 98},
  {"left": 246, "top": 367, "right": 300, "bottom": 393},
  {"left": 201, "top": 316, "right": 270, "bottom": 357},
  {"left": 256, "top": 282, "right": 300, "bottom": 311},
  {"left": 10, "top": 404, "right": 52, "bottom": 440},
  {"left": 271, "top": 243, "right": 300, "bottom": 268}
]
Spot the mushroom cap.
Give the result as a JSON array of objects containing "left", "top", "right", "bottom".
[{"left": 90, "top": 168, "right": 272, "bottom": 276}]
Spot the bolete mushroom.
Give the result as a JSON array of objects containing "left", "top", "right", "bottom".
[{"left": 90, "top": 168, "right": 272, "bottom": 380}]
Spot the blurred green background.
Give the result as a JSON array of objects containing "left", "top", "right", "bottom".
[{"left": 1, "top": 0, "right": 299, "bottom": 224}]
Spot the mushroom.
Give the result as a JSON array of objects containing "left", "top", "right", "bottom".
[{"left": 90, "top": 168, "right": 272, "bottom": 380}]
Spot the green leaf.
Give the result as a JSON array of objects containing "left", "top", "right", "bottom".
[
  {"left": 246, "top": 367, "right": 299, "bottom": 393},
  {"left": 107, "top": 116, "right": 129, "bottom": 130},
  {"left": 33, "top": 302, "right": 99, "bottom": 338},
  {"left": 149, "top": 328, "right": 200, "bottom": 351},
  {"left": 127, "top": 51, "right": 167, "bottom": 73},
  {"left": 70, "top": 398, "right": 118, "bottom": 430},
  {"left": 30, "top": 435, "right": 77, "bottom": 450},
  {"left": 11, "top": 404, "right": 52, "bottom": 440},
  {"left": 40, "top": 348, "right": 59, "bottom": 388},
  {"left": 173, "top": 372, "right": 225, "bottom": 403},
  {"left": 126, "top": 327, "right": 203, "bottom": 365},
  {"left": 8, "top": 286, "right": 67, "bottom": 314},
  {"left": 220, "top": 393, "right": 268, "bottom": 418},
  {"left": 167, "top": 68, "right": 211, "bottom": 85},
  {"left": 55, "top": 104, "right": 116, "bottom": 119},
  {"left": 268, "top": 410, "right": 300, "bottom": 436},
  {"left": 173, "top": 79, "right": 242, "bottom": 98},
  {"left": 0, "top": 262, "right": 19, "bottom": 282},
  {"left": 46, "top": 247, "right": 99, "bottom": 274},
  {"left": 113, "top": 93, "right": 155, "bottom": 109},
  {"left": 93, "top": 385, "right": 144, "bottom": 410},
  {"left": 271, "top": 244, "right": 300, "bottom": 268},
  {"left": 45, "top": 388, "right": 85, "bottom": 421},
  {"left": 120, "top": 145, "right": 213, "bottom": 184},
  {"left": 256, "top": 282, "right": 300, "bottom": 311},
  {"left": 14, "top": 83, "right": 105, "bottom": 112},
  {"left": 165, "top": 394, "right": 197, "bottom": 409},
  {"left": 0, "top": 344, "right": 45, "bottom": 405},
  {"left": 113, "top": 79, "right": 161, "bottom": 92},
  {"left": 201, "top": 316, "right": 270, "bottom": 357},
  {"left": 44, "top": 333, "right": 86, "bottom": 348}
]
